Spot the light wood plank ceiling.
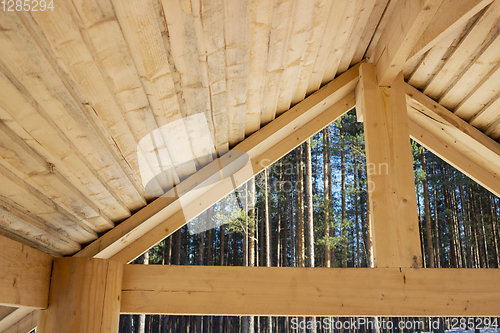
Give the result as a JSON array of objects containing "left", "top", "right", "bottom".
[{"left": 0, "top": 0, "right": 499, "bottom": 256}]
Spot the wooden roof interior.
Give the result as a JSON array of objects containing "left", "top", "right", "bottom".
[{"left": 0, "top": 0, "right": 499, "bottom": 259}]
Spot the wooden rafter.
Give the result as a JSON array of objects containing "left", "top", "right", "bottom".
[
  {"left": 121, "top": 265, "right": 500, "bottom": 316},
  {"left": 409, "top": 120, "right": 500, "bottom": 197},
  {"left": 76, "top": 64, "right": 360, "bottom": 263},
  {"left": 406, "top": 83, "right": 500, "bottom": 197}
]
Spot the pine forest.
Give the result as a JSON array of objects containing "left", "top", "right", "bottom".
[{"left": 118, "top": 109, "right": 500, "bottom": 333}]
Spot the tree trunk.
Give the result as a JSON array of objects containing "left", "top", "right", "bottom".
[
  {"left": 329, "top": 145, "right": 335, "bottom": 268},
  {"left": 207, "top": 207, "right": 214, "bottom": 266},
  {"left": 354, "top": 154, "right": 360, "bottom": 267},
  {"left": 138, "top": 251, "right": 149, "bottom": 333},
  {"left": 200, "top": 224, "right": 205, "bottom": 266},
  {"left": 417, "top": 184, "right": 427, "bottom": 268},
  {"left": 264, "top": 168, "right": 272, "bottom": 333},
  {"left": 470, "top": 186, "right": 484, "bottom": 268},
  {"left": 306, "top": 138, "right": 316, "bottom": 333},
  {"left": 220, "top": 199, "right": 226, "bottom": 266},
  {"left": 478, "top": 192, "right": 490, "bottom": 268},
  {"left": 175, "top": 229, "right": 181, "bottom": 265},
  {"left": 323, "top": 129, "right": 330, "bottom": 268},
  {"left": 431, "top": 159, "right": 440, "bottom": 267},
  {"left": 488, "top": 193, "right": 500, "bottom": 267},
  {"left": 296, "top": 145, "right": 305, "bottom": 267},
  {"left": 340, "top": 125, "right": 347, "bottom": 267},
  {"left": 277, "top": 162, "right": 282, "bottom": 267},
  {"left": 421, "top": 150, "right": 435, "bottom": 268},
  {"left": 282, "top": 171, "right": 288, "bottom": 267},
  {"left": 264, "top": 168, "right": 271, "bottom": 267},
  {"left": 459, "top": 185, "right": 473, "bottom": 268},
  {"left": 260, "top": 196, "right": 264, "bottom": 267},
  {"left": 306, "top": 138, "right": 314, "bottom": 268},
  {"left": 442, "top": 180, "right": 457, "bottom": 268}
]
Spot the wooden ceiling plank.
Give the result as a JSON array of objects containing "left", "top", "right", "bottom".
[
  {"left": 111, "top": 0, "right": 182, "bottom": 185},
  {"left": 259, "top": 0, "right": 295, "bottom": 126},
  {"left": 275, "top": 0, "right": 316, "bottom": 115},
  {"left": 0, "top": 78, "right": 127, "bottom": 223},
  {"left": 406, "top": 20, "right": 469, "bottom": 90},
  {"left": 364, "top": 0, "right": 399, "bottom": 61},
  {"left": 453, "top": 62, "right": 500, "bottom": 120},
  {"left": 196, "top": 0, "right": 230, "bottom": 148},
  {"left": 0, "top": 177, "right": 96, "bottom": 247},
  {"left": 409, "top": 120, "right": 500, "bottom": 198},
  {"left": 372, "top": 0, "right": 444, "bottom": 86},
  {"left": 474, "top": 92, "right": 500, "bottom": 133},
  {"left": 350, "top": 0, "right": 389, "bottom": 65},
  {"left": 336, "top": 0, "right": 378, "bottom": 74},
  {"left": 321, "top": 0, "right": 363, "bottom": 84},
  {"left": 17, "top": 11, "right": 148, "bottom": 211},
  {"left": 111, "top": 0, "right": 199, "bottom": 183},
  {"left": 0, "top": 120, "right": 114, "bottom": 232},
  {"left": 291, "top": 0, "right": 334, "bottom": 105},
  {"left": 0, "top": 234, "right": 53, "bottom": 309},
  {"left": 485, "top": 117, "right": 500, "bottom": 140},
  {"left": 423, "top": 1, "right": 500, "bottom": 99},
  {"left": 244, "top": 0, "right": 274, "bottom": 136},
  {"left": 0, "top": 169, "right": 97, "bottom": 245},
  {"left": 0, "top": 309, "right": 37, "bottom": 333},
  {"left": 69, "top": 0, "right": 170, "bottom": 197},
  {"left": 156, "top": 0, "right": 218, "bottom": 165},
  {"left": 77, "top": 64, "right": 359, "bottom": 262},
  {"left": 158, "top": 2, "right": 216, "bottom": 170},
  {"left": 306, "top": 0, "right": 349, "bottom": 95},
  {"left": 438, "top": 30, "right": 500, "bottom": 112},
  {"left": 0, "top": 13, "right": 135, "bottom": 221},
  {"left": 26, "top": 7, "right": 151, "bottom": 207},
  {"left": 407, "top": 0, "right": 493, "bottom": 64},
  {"left": 121, "top": 265, "right": 500, "bottom": 316},
  {"left": 0, "top": 195, "right": 82, "bottom": 256},
  {"left": 0, "top": 226, "right": 67, "bottom": 258},
  {"left": 222, "top": 0, "right": 249, "bottom": 144},
  {"left": 176, "top": 0, "right": 219, "bottom": 165}
]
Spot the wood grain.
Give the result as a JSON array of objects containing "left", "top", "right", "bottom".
[
  {"left": 0, "top": 235, "right": 53, "bottom": 308},
  {"left": 121, "top": 265, "right": 500, "bottom": 316}
]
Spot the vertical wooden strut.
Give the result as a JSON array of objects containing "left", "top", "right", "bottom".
[
  {"left": 356, "top": 63, "right": 422, "bottom": 268},
  {"left": 37, "top": 258, "right": 123, "bottom": 333}
]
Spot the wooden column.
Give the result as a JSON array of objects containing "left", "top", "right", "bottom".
[
  {"left": 356, "top": 63, "right": 422, "bottom": 268},
  {"left": 37, "top": 258, "right": 123, "bottom": 333}
]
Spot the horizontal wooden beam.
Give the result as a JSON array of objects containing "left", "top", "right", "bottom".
[
  {"left": 120, "top": 266, "right": 500, "bottom": 316},
  {"left": 77, "top": 63, "right": 360, "bottom": 263},
  {"left": 405, "top": 83, "right": 500, "bottom": 197},
  {"left": 0, "top": 235, "right": 53, "bottom": 309}
]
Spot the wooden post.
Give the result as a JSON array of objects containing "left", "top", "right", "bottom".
[
  {"left": 356, "top": 63, "right": 422, "bottom": 268},
  {"left": 37, "top": 258, "right": 123, "bottom": 333}
]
